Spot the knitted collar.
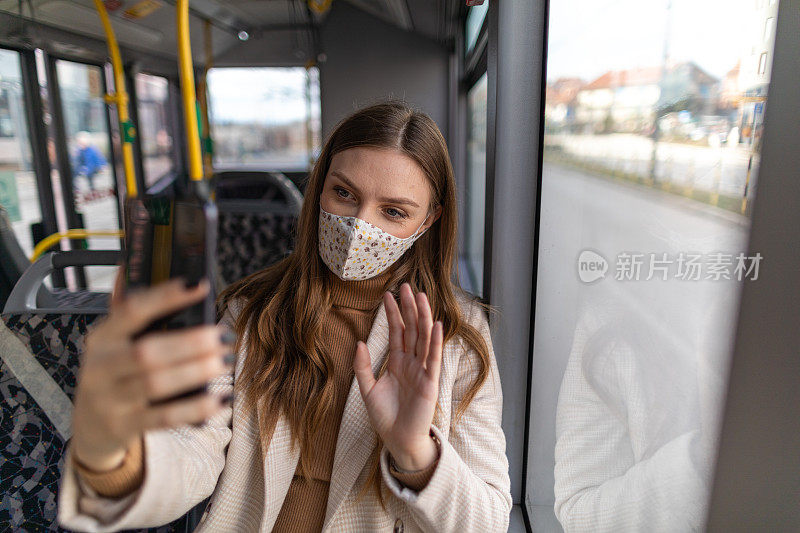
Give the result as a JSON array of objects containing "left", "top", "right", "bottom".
[{"left": 326, "top": 266, "right": 395, "bottom": 311}]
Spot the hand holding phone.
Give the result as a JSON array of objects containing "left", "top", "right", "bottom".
[
  {"left": 71, "top": 271, "right": 234, "bottom": 472},
  {"left": 123, "top": 180, "right": 219, "bottom": 404}
]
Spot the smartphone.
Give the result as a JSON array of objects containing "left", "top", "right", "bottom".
[{"left": 124, "top": 179, "right": 218, "bottom": 406}]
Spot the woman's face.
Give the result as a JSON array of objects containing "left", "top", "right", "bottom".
[{"left": 320, "top": 146, "right": 441, "bottom": 239}]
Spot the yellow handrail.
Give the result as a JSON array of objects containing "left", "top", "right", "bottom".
[
  {"left": 92, "top": 0, "right": 138, "bottom": 198},
  {"left": 177, "top": 0, "right": 204, "bottom": 183},
  {"left": 308, "top": 0, "right": 333, "bottom": 15},
  {"left": 31, "top": 230, "right": 125, "bottom": 263}
]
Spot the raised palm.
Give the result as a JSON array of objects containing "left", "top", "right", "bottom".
[{"left": 353, "top": 282, "right": 443, "bottom": 463}]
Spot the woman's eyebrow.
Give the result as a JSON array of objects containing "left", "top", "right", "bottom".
[{"left": 331, "top": 170, "right": 420, "bottom": 208}]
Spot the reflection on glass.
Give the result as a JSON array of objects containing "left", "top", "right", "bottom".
[
  {"left": 56, "top": 59, "right": 120, "bottom": 291},
  {"left": 0, "top": 49, "right": 39, "bottom": 258},
  {"left": 528, "top": 0, "right": 779, "bottom": 530},
  {"left": 207, "top": 67, "right": 321, "bottom": 170},
  {"left": 135, "top": 73, "right": 174, "bottom": 186},
  {"left": 462, "top": 72, "right": 487, "bottom": 296}
]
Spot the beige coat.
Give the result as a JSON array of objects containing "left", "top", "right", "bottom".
[{"left": 57, "top": 291, "right": 512, "bottom": 532}]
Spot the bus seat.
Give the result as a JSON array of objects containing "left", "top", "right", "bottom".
[
  {"left": 1, "top": 250, "right": 209, "bottom": 532},
  {"left": 3, "top": 251, "right": 119, "bottom": 316},
  {"left": 213, "top": 171, "right": 301, "bottom": 288},
  {"left": 0, "top": 205, "right": 32, "bottom": 311},
  {"left": 215, "top": 201, "right": 297, "bottom": 287},
  {"left": 145, "top": 169, "right": 301, "bottom": 288},
  {"left": 213, "top": 170, "right": 304, "bottom": 211}
]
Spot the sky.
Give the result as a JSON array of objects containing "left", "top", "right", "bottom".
[{"left": 545, "top": 0, "right": 766, "bottom": 82}]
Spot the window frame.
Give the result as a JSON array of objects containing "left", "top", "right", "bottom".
[
  {"left": 479, "top": 0, "right": 800, "bottom": 531},
  {"left": 457, "top": 2, "right": 490, "bottom": 300},
  {"left": 45, "top": 52, "right": 123, "bottom": 288},
  {"left": 705, "top": 3, "right": 800, "bottom": 528},
  {"left": 0, "top": 45, "right": 60, "bottom": 282},
  {"left": 127, "top": 67, "right": 181, "bottom": 192}
]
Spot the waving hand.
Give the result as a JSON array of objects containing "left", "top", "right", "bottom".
[{"left": 353, "top": 282, "right": 443, "bottom": 471}]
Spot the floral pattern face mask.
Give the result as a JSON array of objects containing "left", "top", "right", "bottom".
[{"left": 318, "top": 204, "right": 430, "bottom": 281}]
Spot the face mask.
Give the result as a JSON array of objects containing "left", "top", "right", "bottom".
[{"left": 318, "top": 204, "right": 430, "bottom": 281}]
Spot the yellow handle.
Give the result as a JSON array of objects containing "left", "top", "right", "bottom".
[
  {"left": 92, "top": 0, "right": 138, "bottom": 198},
  {"left": 177, "top": 0, "right": 204, "bottom": 183},
  {"left": 31, "top": 230, "right": 125, "bottom": 263},
  {"left": 308, "top": 0, "right": 333, "bottom": 15}
]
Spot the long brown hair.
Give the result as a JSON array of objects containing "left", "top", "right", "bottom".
[{"left": 217, "top": 99, "right": 493, "bottom": 510}]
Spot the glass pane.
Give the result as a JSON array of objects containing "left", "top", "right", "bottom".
[
  {"left": 529, "top": 0, "right": 779, "bottom": 530},
  {"left": 56, "top": 59, "right": 120, "bottom": 291},
  {"left": 207, "top": 67, "right": 321, "bottom": 170},
  {"left": 0, "top": 49, "right": 40, "bottom": 258},
  {"left": 465, "top": 3, "right": 489, "bottom": 55},
  {"left": 135, "top": 73, "right": 174, "bottom": 186},
  {"left": 461, "top": 72, "right": 487, "bottom": 296}
]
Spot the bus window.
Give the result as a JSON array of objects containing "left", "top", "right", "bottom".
[
  {"left": 0, "top": 48, "right": 40, "bottom": 258},
  {"left": 528, "top": 0, "right": 778, "bottom": 529},
  {"left": 463, "top": 72, "right": 487, "bottom": 296},
  {"left": 206, "top": 66, "right": 321, "bottom": 171},
  {"left": 135, "top": 73, "right": 174, "bottom": 186},
  {"left": 465, "top": 2, "right": 488, "bottom": 55},
  {"left": 55, "top": 59, "right": 120, "bottom": 290}
]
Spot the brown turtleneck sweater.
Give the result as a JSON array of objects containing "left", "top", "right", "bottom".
[{"left": 73, "top": 267, "right": 440, "bottom": 529}]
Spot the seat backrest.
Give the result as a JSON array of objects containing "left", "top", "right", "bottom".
[
  {"left": 0, "top": 205, "right": 31, "bottom": 310},
  {"left": 215, "top": 204, "right": 297, "bottom": 288},
  {"left": 3, "top": 251, "right": 120, "bottom": 315},
  {"left": 213, "top": 171, "right": 302, "bottom": 288},
  {"left": 213, "top": 170, "right": 304, "bottom": 211},
  {"left": 1, "top": 312, "right": 209, "bottom": 532}
]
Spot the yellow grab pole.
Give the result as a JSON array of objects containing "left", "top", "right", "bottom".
[
  {"left": 177, "top": 0, "right": 204, "bottom": 183},
  {"left": 92, "top": 0, "right": 138, "bottom": 198}
]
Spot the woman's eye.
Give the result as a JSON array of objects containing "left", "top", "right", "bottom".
[
  {"left": 334, "top": 187, "right": 351, "bottom": 199},
  {"left": 385, "top": 208, "right": 408, "bottom": 220}
]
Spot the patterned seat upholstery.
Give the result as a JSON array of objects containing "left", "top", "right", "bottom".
[
  {"left": 216, "top": 209, "right": 297, "bottom": 288},
  {"left": 213, "top": 170, "right": 302, "bottom": 288},
  {"left": 0, "top": 313, "right": 205, "bottom": 532}
]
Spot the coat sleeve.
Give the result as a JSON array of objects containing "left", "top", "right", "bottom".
[
  {"left": 379, "top": 299, "right": 513, "bottom": 532},
  {"left": 552, "top": 319, "right": 707, "bottom": 532},
  {"left": 56, "top": 301, "right": 241, "bottom": 532}
]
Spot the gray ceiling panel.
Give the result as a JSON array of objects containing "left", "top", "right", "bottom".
[{"left": 0, "top": 0, "right": 459, "bottom": 63}]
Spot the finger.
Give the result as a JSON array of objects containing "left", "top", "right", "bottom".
[
  {"left": 139, "top": 392, "right": 226, "bottom": 431},
  {"left": 139, "top": 351, "right": 230, "bottom": 403},
  {"left": 400, "top": 284, "right": 418, "bottom": 354},
  {"left": 426, "top": 321, "right": 444, "bottom": 383},
  {"left": 124, "top": 324, "right": 231, "bottom": 376},
  {"left": 111, "top": 351, "right": 227, "bottom": 404},
  {"left": 353, "top": 341, "right": 377, "bottom": 400},
  {"left": 110, "top": 264, "right": 126, "bottom": 308},
  {"left": 384, "top": 291, "right": 405, "bottom": 354},
  {"left": 110, "top": 278, "right": 210, "bottom": 335},
  {"left": 415, "top": 292, "right": 433, "bottom": 368}
]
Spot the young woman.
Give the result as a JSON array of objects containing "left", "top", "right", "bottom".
[{"left": 58, "top": 101, "right": 512, "bottom": 532}]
